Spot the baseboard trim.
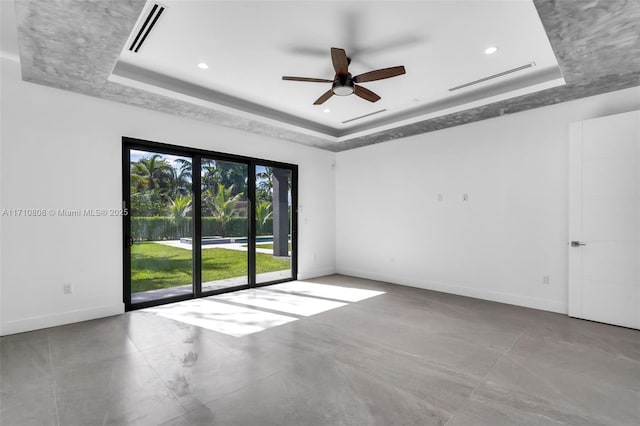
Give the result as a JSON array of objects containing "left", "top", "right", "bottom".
[
  {"left": 336, "top": 268, "right": 567, "bottom": 314},
  {"left": 297, "top": 267, "right": 337, "bottom": 281},
  {"left": 1, "top": 303, "right": 125, "bottom": 336}
]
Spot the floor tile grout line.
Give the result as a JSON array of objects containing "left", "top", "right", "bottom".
[
  {"left": 101, "top": 342, "right": 123, "bottom": 426},
  {"left": 314, "top": 320, "right": 511, "bottom": 385},
  {"left": 162, "top": 369, "right": 282, "bottom": 424},
  {"left": 122, "top": 323, "right": 298, "bottom": 420},
  {"left": 124, "top": 331, "right": 192, "bottom": 416},
  {"left": 201, "top": 370, "right": 283, "bottom": 407},
  {"left": 4, "top": 277, "right": 639, "bottom": 425},
  {"left": 470, "top": 329, "right": 526, "bottom": 396},
  {"left": 46, "top": 331, "right": 61, "bottom": 426},
  {"left": 158, "top": 370, "right": 284, "bottom": 425},
  {"left": 443, "top": 329, "right": 526, "bottom": 426}
]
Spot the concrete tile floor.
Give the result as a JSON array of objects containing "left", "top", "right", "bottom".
[{"left": 1, "top": 275, "right": 639, "bottom": 425}]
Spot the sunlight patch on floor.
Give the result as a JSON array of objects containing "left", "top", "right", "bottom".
[
  {"left": 267, "top": 281, "right": 386, "bottom": 302},
  {"left": 213, "top": 289, "right": 348, "bottom": 317},
  {"left": 143, "top": 281, "right": 385, "bottom": 337},
  {"left": 143, "top": 299, "right": 297, "bottom": 337}
]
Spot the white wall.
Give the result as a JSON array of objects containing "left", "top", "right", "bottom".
[
  {"left": 0, "top": 57, "right": 336, "bottom": 335},
  {"left": 2, "top": 48, "right": 639, "bottom": 335},
  {"left": 335, "top": 86, "right": 640, "bottom": 313}
]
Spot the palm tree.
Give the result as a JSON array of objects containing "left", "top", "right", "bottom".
[
  {"left": 131, "top": 155, "right": 174, "bottom": 216},
  {"left": 255, "top": 201, "right": 272, "bottom": 235},
  {"left": 257, "top": 166, "right": 273, "bottom": 190},
  {"left": 256, "top": 166, "right": 273, "bottom": 205},
  {"left": 218, "top": 161, "right": 247, "bottom": 196},
  {"left": 201, "top": 159, "right": 220, "bottom": 194},
  {"left": 205, "top": 183, "right": 243, "bottom": 237},
  {"left": 168, "top": 195, "right": 192, "bottom": 238},
  {"left": 201, "top": 160, "right": 247, "bottom": 197},
  {"left": 131, "top": 154, "right": 173, "bottom": 191},
  {"left": 172, "top": 158, "right": 192, "bottom": 197}
]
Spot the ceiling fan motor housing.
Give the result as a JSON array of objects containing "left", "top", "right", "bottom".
[
  {"left": 332, "top": 74, "right": 355, "bottom": 96},
  {"left": 282, "top": 48, "right": 405, "bottom": 104}
]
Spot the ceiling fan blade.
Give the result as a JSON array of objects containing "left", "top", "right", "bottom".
[
  {"left": 331, "top": 47, "right": 349, "bottom": 75},
  {"left": 354, "top": 66, "right": 406, "bottom": 83},
  {"left": 313, "top": 89, "right": 334, "bottom": 105},
  {"left": 283, "top": 76, "right": 333, "bottom": 83},
  {"left": 354, "top": 85, "right": 381, "bottom": 103}
]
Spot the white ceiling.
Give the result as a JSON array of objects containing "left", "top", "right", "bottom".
[
  {"left": 0, "top": 0, "right": 19, "bottom": 60},
  {"left": 113, "top": 0, "right": 563, "bottom": 140}
]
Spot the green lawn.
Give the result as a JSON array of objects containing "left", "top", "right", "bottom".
[{"left": 131, "top": 242, "right": 290, "bottom": 293}]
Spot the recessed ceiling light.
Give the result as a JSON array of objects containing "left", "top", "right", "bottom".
[
  {"left": 323, "top": 108, "right": 331, "bottom": 113},
  {"left": 484, "top": 46, "right": 498, "bottom": 55},
  {"left": 198, "top": 62, "right": 209, "bottom": 69}
]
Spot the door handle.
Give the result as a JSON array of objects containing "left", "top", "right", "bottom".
[
  {"left": 570, "top": 241, "right": 586, "bottom": 247},
  {"left": 128, "top": 236, "right": 134, "bottom": 247}
]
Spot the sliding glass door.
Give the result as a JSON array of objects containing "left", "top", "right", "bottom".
[
  {"left": 128, "top": 149, "right": 194, "bottom": 305},
  {"left": 123, "top": 138, "right": 297, "bottom": 310},
  {"left": 255, "top": 165, "right": 294, "bottom": 284},
  {"left": 200, "top": 158, "right": 249, "bottom": 293}
]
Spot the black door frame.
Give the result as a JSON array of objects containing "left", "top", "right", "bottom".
[{"left": 122, "top": 137, "right": 298, "bottom": 311}]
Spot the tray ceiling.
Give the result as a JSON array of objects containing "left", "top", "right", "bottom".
[{"left": 6, "top": 0, "right": 640, "bottom": 151}]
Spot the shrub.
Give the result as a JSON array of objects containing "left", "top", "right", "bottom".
[{"left": 131, "top": 217, "right": 274, "bottom": 241}]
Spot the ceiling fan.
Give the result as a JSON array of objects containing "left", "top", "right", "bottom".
[{"left": 282, "top": 47, "right": 406, "bottom": 105}]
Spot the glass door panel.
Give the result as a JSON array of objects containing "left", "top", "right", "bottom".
[
  {"left": 129, "top": 149, "right": 193, "bottom": 305},
  {"left": 255, "top": 165, "right": 293, "bottom": 284},
  {"left": 124, "top": 137, "right": 297, "bottom": 310},
  {"left": 200, "top": 158, "right": 249, "bottom": 292}
]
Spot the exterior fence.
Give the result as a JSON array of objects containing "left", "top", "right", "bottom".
[{"left": 131, "top": 217, "right": 274, "bottom": 241}]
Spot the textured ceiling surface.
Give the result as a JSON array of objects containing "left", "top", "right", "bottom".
[{"left": 13, "top": 0, "right": 640, "bottom": 152}]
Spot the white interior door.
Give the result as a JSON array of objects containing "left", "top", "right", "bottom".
[{"left": 569, "top": 110, "right": 640, "bottom": 329}]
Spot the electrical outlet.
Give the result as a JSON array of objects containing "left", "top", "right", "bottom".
[
  {"left": 542, "top": 275, "right": 550, "bottom": 285},
  {"left": 437, "top": 193, "right": 443, "bottom": 202},
  {"left": 63, "top": 283, "right": 72, "bottom": 294},
  {"left": 463, "top": 193, "right": 469, "bottom": 201}
]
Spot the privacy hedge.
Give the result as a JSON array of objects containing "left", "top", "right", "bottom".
[{"left": 131, "top": 217, "right": 273, "bottom": 241}]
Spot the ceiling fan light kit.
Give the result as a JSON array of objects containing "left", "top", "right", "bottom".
[
  {"left": 332, "top": 75, "right": 355, "bottom": 96},
  {"left": 282, "top": 47, "right": 406, "bottom": 105}
]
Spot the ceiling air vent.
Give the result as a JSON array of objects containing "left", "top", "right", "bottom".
[
  {"left": 342, "top": 109, "right": 387, "bottom": 124},
  {"left": 448, "top": 62, "right": 536, "bottom": 92},
  {"left": 128, "top": 3, "right": 165, "bottom": 53}
]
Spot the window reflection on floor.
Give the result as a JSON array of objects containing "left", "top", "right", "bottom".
[
  {"left": 143, "top": 299, "right": 296, "bottom": 337},
  {"left": 213, "top": 289, "right": 348, "bottom": 317},
  {"left": 268, "top": 281, "right": 385, "bottom": 302},
  {"left": 143, "top": 281, "right": 385, "bottom": 337}
]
